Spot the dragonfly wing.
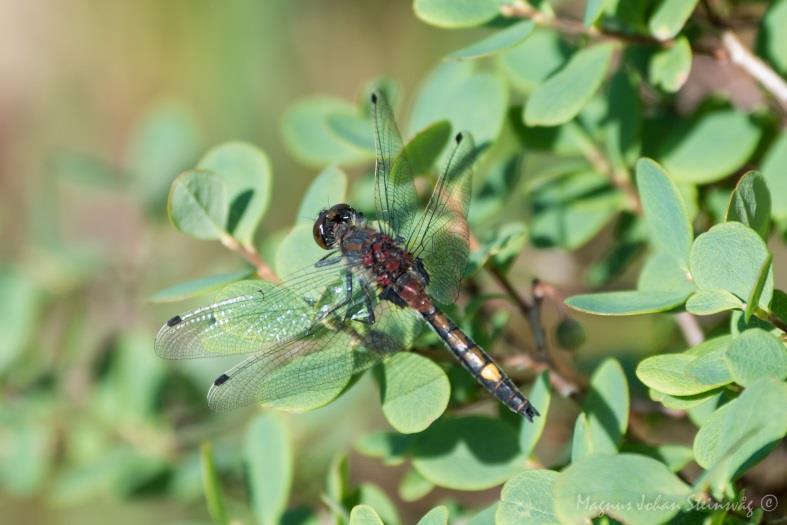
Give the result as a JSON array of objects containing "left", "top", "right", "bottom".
[
  {"left": 208, "top": 302, "right": 420, "bottom": 411},
  {"left": 154, "top": 264, "right": 349, "bottom": 359},
  {"left": 371, "top": 91, "right": 419, "bottom": 240},
  {"left": 407, "top": 132, "right": 476, "bottom": 304}
]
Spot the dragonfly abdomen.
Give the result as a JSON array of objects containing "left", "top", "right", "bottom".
[{"left": 422, "top": 307, "right": 539, "bottom": 421}]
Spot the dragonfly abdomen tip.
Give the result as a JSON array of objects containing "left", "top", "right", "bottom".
[{"left": 166, "top": 315, "right": 182, "bottom": 327}]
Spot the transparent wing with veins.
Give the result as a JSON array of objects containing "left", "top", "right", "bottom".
[
  {"left": 370, "top": 91, "right": 419, "bottom": 240},
  {"left": 155, "top": 261, "right": 421, "bottom": 411},
  {"left": 407, "top": 132, "right": 476, "bottom": 305},
  {"left": 207, "top": 301, "right": 420, "bottom": 411}
]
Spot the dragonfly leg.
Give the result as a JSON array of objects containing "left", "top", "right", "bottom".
[
  {"left": 353, "top": 278, "right": 376, "bottom": 324},
  {"left": 314, "top": 251, "right": 342, "bottom": 268}
]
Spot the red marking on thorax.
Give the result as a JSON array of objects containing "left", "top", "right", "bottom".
[{"left": 361, "top": 233, "right": 414, "bottom": 290}]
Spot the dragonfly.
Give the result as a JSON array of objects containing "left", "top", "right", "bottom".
[{"left": 155, "top": 91, "right": 539, "bottom": 421}]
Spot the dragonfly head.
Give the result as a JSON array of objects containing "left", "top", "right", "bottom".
[{"left": 313, "top": 203, "right": 359, "bottom": 249}]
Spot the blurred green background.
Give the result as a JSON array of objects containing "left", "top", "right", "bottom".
[{"left": 2, "top": 1, "right": 785, "bottom": 524}]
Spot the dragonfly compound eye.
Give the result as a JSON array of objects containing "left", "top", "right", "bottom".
[{"left": 313, "top": 212, "right": 332, "bottom": 249}]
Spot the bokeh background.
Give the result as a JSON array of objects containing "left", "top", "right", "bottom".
[{"left": 2, "top": 1, "right": 785, "bottom": 524}]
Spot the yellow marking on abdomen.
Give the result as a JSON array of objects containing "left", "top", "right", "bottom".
[{"left": 480, "top": 363, "right": 502, "bottom": 383}]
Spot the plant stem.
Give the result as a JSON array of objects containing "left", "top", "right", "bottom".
[
  {"left": 500, "top": 1, "right": 668, "bottom": 47},
  {"left": 220, "top": 234, "right": 278, "bottom": 281},
  {"left": 676, "top": 312, "right": 705, "bottom": 346},
  {"left": 720, "top": 31, "right": 787, "bottom": 112}
]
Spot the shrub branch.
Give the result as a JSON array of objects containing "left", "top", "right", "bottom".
[{"left": 220, "top": 234, "right": 278, "bottom": 282}]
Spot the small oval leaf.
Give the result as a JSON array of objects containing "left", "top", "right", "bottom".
[
  {"left": 197, "top": 142, "right": 272, "bottom": 245},
  {"left": 565, "top": 290, "right": 690, "bottom": 316},
  {"left": 447, "top": 20, "right": 535, "bottom": 61},
  {"left": 524, "top": 43, "right": 617, "bottom": 126},
  {"left": 378, "top": 352, "right": 450, "bottom": 434},
  {"left": 168, "top": 170, "right": 228, "bottom": 240}
]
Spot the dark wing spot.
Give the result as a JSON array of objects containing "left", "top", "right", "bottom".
[
  {"left": 166, "top": 315, "right": 182, "bottom": 327},
  {"left": 371, "top": 92, "right": 378, "bottom": 104},
  {"left": 455, "top": 132, "right": 463, "bottom": 143},
  {"left": 213, "top": 373, "right": 230, "bottom": 386}
]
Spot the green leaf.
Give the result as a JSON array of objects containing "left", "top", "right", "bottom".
[
  {"left": 759, "top": 0, "right": 787, "bottom": 75},
  {"left": 282, "top": 97, "right": 369, "bottom": 167},
  {"left": 327, "top": 113, "right": 374, "bottom": 152},
  {"left": 685, "top": 289, "right": 743, "bottom": 315},
  {"left": 398, "top": 468, "right": 434, "bottom": 501},
  {"left": 275, "top": 223, "right": 327, "bottom": 280},
  {"left": 200, "top": 442, "right": 228, "bottom": 525},
  {"left": 565, "top": 290, "right": 689, "bottom": 316},
  {"left": 297, "top": 166, "right": 348, "bottom": 225},
  {"left": 635, "top": 158, "right": 693, "bottom": 269},
  {"left": 658, "top": 109, "right": 761, "bottom": 184},
  {"left": 496, "top": 470, "right": 559, "bottom": 525},
  {"left": 326, "top": 452, "right": 350, "bottom": 505},
  {"left": 245, "top": 413, "right": 292, "bottom": 525},
  {"left": 570, "top": 414, "right": 594, "bottom": 462},
  {"left": 359, "top": 483, "right": 400, "bottom": 525},
  {"left": 0, "top": 401, "right": 54, "bottom": 496},
  {"left": 168, "top": 170, "right": 228, "bottom": 240},
  {"left": 771, "top": 289, "right": 787, "bottom": 326},
  {"left": 726, "top": 171, "right": 771, "bottom": 239},
  {"left": 467, "top": 222, "right": 527, "bottom": 274},
  {"left": 149, "top": 270, "right": 252, "bottom": 303},
  {"left": 724, "top": 329, "right": 787, "bottom": 387},
  {"left": 97, "top": 331, "right": 165, "bottom": 422},
  {"left": 584, "top": 0, "right": 612, "bottom": 25},
  {"left": 413, "top": 0, "right": 503, "bottom": 28},
  {"left": 467, "top": 504, "right": 497, "bottom": 525},
  {"left": 553, "top": 454, "right": 691, "bottom": 525},
  {"left": 416, "top": 506, "right": 449, "bottom": 525},
  {"left": 0, "top": 270, "right": 38, "bottom": 373},
  {"left": 761, "top": 132, "right": 787, "bottom": 222},
  {"left": 447, "top": 21, "right": 535, "bottom": 61},
  {"left": 497, "top": 28, "right": 569, "bottom": 93},
  {"left": 412, "top": 416, "right": 521, "bottom": 490},
  {"left": 524, "top": 43, "right": 617, "bottom": 126},
  {"left": 529, "top": 171, "right": 623, "bottom": 249},
  {"left": 693, "top": 378, "right": 787, "bottom": 493},
  {"left": 604, "top": 68, "right": 642, "bottom": 169},
  {"left": 636, "top": 336, "right": 734, "bottom": 395},
  {"left": 197, "top": 142, "right": 272, "bottom": 245},
  {"left": 355, "top": 432, "right": 414, "bottom": 466},
  {"left": 620, "top": 443, "right": 694, "bottom": 472},
  {"left": 377, "top": 353, "right": 450, "bottom": 434},
  {"left": 127, "top": 100, "right": 203, "bottom": 208},
  {"left": 402, "top": 121, "right": 453, "bottom": 175},
  {"left": 744, "top": 252, "right": 772, "bottom": 322},
  {"left": 690, "top": 222, "right": 773, "bottom": 309},
  {"left": 519, "top": 372, "right": 551, "bottom": 457},
  {"left": 349, "top": 505, "right": 384, "bottom": 525},
  {"left": 409, "top": 62, "right": 508, "bottom": 147},
  {"left": 583, "top": 358, "right": 629, "bottom": 454},
  {"left": 648, "top": 0, "right": 700, "bottom": 40},
  {"left": 649, "top": 36, "right": 692, "bottom": 92},
  {"left": 637, "top": 252, "right": 695, "bottom": 295}
]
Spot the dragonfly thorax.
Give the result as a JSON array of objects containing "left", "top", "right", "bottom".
[{"left": 313, "top": 203, "right": 361, "bottom": 249}]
